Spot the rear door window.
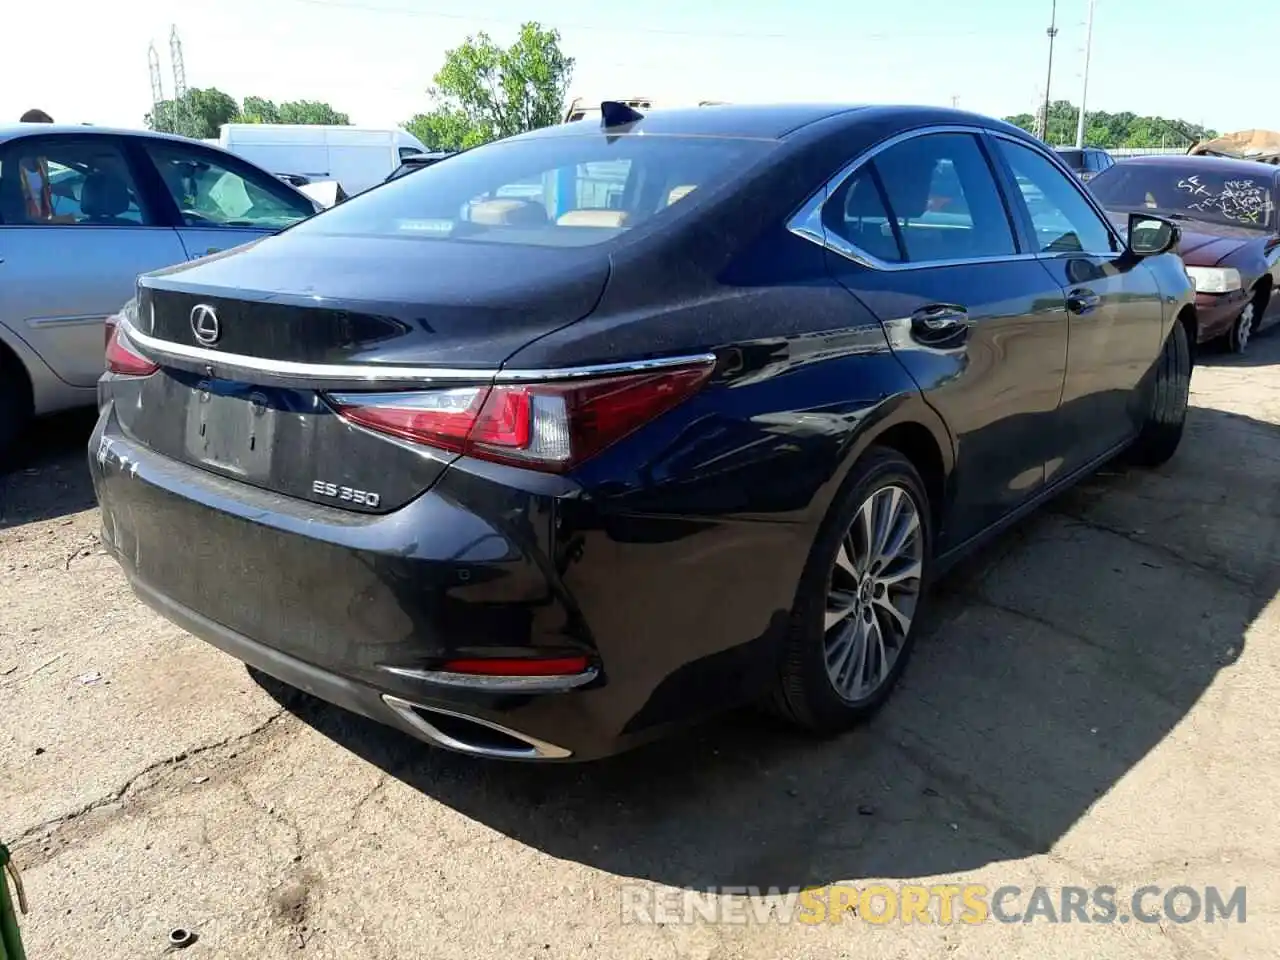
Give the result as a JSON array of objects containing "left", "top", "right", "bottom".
[
  {"left": 862, "top": 132, "right": 1017, "bottom": 263},
  {"left": 0, "top": 137, "right": 151, "bottom": 226}
]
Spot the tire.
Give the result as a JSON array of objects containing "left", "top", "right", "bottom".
[
  {"left": 0, "top": 351, "right": 34, "bottom": 470},
  {"left": 1128, "top": 319, "right": 1191, "bottom": 467},
  {"left": 772, "top": 446, "right": 932, "bottom": 734},
  {"left": 1227, "top": 300, "right": 1255, "bottom": 355}
]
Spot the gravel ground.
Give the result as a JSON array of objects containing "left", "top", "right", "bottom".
[{"left": 3, "top": 335, "right": 1279, "bottom": 959}]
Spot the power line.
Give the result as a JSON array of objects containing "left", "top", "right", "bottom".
[{"left": 272, "top": 0, "right": 984, "bottom": 42}]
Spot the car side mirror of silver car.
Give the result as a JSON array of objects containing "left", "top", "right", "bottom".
[{"left": 1127, "top": 212, "right": 1179, "bottom": 257}]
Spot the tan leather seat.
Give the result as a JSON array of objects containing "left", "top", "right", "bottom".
[
  {"left": 666, "top": 184, "right": 697, "bottom": 205},
  {"left": 468, "top": 199, "right": 547, "bottom": 226},
  {"left": 556, "top": 209, "right": 630, "bottom": 227}
]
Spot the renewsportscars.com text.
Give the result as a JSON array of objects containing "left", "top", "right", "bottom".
[{"left": 621, "top": 884, "right": 1247, "bottom": 926}]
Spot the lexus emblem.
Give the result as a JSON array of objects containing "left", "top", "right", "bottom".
[{"left": 190, "top": 304, "right": 221, "bottom": 345}]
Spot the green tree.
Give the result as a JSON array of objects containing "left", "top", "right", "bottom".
[
  {"left": 238, "top": 96, "right": 281, "bottom": 124},
  {"left": 405, "top": 22, "right": 573, "bottom": 152},
  {"left": 146, "top": 88, "right": 240, "bottom": 139},
  {"left": 1004, "top": 101, "right": 1217, "bottom": 149},
  {"left": 237, "top": 97, "right": 351, "bottom": 125}
]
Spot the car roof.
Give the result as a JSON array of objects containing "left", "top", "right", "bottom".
[
  {"left": 513, "top": 103, "right": 1037, "bottom": 143},
  {"left": 0, "top": 123, "right": 211, "bottom": 146},
  {"left": 1114, "top": 153, "right": 1280, "bottom": 178}
]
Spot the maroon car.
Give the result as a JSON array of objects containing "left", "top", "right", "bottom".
[{"left": 1089, "top": 155, "right": 1280, "bottom": 353}]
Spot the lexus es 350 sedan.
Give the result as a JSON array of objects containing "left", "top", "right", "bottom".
[{"left": 90, "top": 103, "right": 1194, "bottom": 761}]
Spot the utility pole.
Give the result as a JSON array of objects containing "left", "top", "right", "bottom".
[
  {"left": 1039, "top": 0, "right": 1059, "bottom": 142},
  {"left": 1074, "top": 0, "right": 1096, "bottom": 149},
  {"left": 951, "top": 95, "right": 960, "bottom": 109}
]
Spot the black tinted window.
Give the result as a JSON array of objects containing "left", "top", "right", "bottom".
[
  {"left": 292, "top": 135, "right": 772, "bottom": 248},
  {"left": 824, "top": 168, "right": 902, "bottom": 262},
  {"left": 869, "top": 133, "right": 1017, "bottom": 263},
  {"left": 1057, "top": 149, "right": 1086, "bottom": 172},
  {"left": 1089, "top": 163, "right": 1276, "bottom": 230}
]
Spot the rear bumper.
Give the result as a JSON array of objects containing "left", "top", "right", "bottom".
[
  {"left": 90, "top": 404, "right": 801, "bottom": 760},
  {"left": 125, "top": 576, "right": 574, "bottom": 759}
]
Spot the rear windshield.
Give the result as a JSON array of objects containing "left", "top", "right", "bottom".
[
  {"left": 291, "top": 134, "right": 773, "bottom": 247},
  {"left": 1056, "top": 149, "right": 1086, "bottom": 171},
  {"left": 1090, "top": 163, "right": 1276, "bottom": 230}
]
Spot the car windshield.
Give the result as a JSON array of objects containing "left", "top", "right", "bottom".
[
  {"left": 292, "top": 133, "right": 774, "bottom": 248},
  {"left": 1089, "top": 163, "right": 1276, "bottom": 231}
]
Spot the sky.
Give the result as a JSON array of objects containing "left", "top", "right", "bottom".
[{"left": 0, "top": 0, "right": 1266, "bottom": 136}]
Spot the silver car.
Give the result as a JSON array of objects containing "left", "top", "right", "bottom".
[{"left": 0, "top": 124, "right": 319, "bottom": 457}]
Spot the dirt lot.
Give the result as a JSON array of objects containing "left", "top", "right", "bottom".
[{"left": 3, "top": 336, "right": 1279, "bottom": 959}]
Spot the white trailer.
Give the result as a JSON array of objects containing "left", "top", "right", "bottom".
[{"left": 216, "top": 124, "right": 429, "bottom": 196}]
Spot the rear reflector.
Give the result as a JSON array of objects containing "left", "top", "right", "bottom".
[
  {"left": 105, "top": 320, "right": 159, "bottom": 377},
  {"left": 327, "top": 361, "right": 714, "bottom": 472},
  {"left": 441, "top": 656, "right": 591, "bottom": 676}
]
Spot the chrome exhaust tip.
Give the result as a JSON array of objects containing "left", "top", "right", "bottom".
[{"left": 381, "top": 695, "right": 573, "bottom": 760}]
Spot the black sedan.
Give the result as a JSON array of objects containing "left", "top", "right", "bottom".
[{"left": 91, "top": 103, "right": 1194, "bottom": 761}]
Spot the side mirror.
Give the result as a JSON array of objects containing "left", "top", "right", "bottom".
[{"left": 1127, "top": 212, "right": 1180, "bottom": 256}]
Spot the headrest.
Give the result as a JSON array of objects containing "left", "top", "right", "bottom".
[
  {"left": 844, "top": 174, "right": 888, "bottom": 219},
  {"left": 468, "top": 199, "right": 547, "bottom": 226},
  {"left": 80, "top": 171, "right": 132, "bottom": 218},
  {"left": 556, "top": 209, "right": 630, "bottom": 227},
  {"left": 875, "top": 157, "right": 935, "bottom": 220}
]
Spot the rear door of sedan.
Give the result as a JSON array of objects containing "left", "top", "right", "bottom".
[
  {"left": 0, "top": 133, "right": 188, "bottom": 388},
  {"left": 809, "top": 127, "right": 1071, "bottom": 550},
  {"left": 988, "top": 134, "right": 1164, "bottom": 476}
]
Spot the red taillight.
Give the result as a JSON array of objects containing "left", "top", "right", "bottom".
[
  {"left": 328, "top": 362, "right": 713, "bottom": 472},
  {"left": 441, "top": 656, "right": 590, "bottom": 676},
  {"left": 105, "top": 322, "right": 159, "bottom": 377}
]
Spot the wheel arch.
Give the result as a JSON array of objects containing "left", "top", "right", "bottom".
[
  {"left": 1252, "top": 273, "right": 1273, "bottom": 319},
  {"left": 1175, "top": 303, "right": 1198, "bottom": 361},
  {"left": 0, "top": 328, "right": 35, "bottom": 414},
  {"left": 826, "top": 391, "right": 955, "bottom": 537}
]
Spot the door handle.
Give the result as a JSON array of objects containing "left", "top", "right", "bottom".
[
  {"left": 1066, "top": 288, "right": 1101, "bottom": 314},
  {"left": 910, "top": 304, "right": 969, "bottom": 344}
]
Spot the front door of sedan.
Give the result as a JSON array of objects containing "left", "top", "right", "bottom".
[
  {"left": 814, "top": 130, "right": 1070, "bottom": 550},
  {"left": 989, "top": 135, "right": 1165, "bottom": 478},
  {"left": 131, "top": 140, "right": 319, "bottom": 262},
  {"left": 0, "top": 134, "right": 188, "bottom": 388}
]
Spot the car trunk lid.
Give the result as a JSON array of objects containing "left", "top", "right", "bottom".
[{"left": 115, "top": 233, "right": 610, "bottom": 512}]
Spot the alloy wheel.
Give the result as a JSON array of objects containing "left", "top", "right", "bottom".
[{"left": 823, "top": 483, "right": 924, "bottom": 702}]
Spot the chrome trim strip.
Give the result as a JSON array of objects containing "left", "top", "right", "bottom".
[
  {"left": 379, "top": 664, "right": 599, "bottom": 693},
  {"left": 786, "top": 122, "right": 1125, "bottom": 271},
  {"left": 118, "top": 315, "right": 716, "bottom": 385},
  {"left": 26, "top": 313, "right": 109, "bottom": 329},
  {"left": 381, "top": 695, "right": 573, "bottom": 760}
]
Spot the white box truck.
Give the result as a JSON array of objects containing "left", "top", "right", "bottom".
[{"left": 215, "top": 124, "right": 430, "bottom": 196}]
